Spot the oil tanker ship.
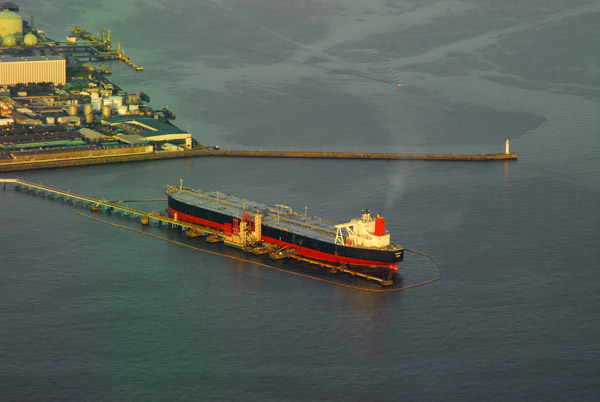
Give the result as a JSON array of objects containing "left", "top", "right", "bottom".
[{"left": 165, "top": 183, "right": 404, "bottom": 270}]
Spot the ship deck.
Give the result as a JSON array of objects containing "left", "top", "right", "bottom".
[{"left": 171, "top": 188, "right": 338, "bottom": 243}]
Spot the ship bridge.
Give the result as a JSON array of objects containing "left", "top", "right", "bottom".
[{"left": 335, "top": 211, "right": 391, "bottom": 249}]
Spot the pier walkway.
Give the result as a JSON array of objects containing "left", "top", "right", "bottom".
[
  {"left": 0, "top": 178, "right": 217, "bottom": 234},
  {"left": 0, "top": 149, "right": 518, "bottom": 173},
  {"left": 201, "top": 149, "right": 518, "bottom": 161}
]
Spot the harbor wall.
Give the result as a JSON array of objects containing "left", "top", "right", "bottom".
[
  {"left": 0, "top": 149, "right": 517, "bottom": 172},
  {"left": 199, "top": 150, "right": 518, "bottom": 161},
  {"left": 8, "top": 145, "right": 153, "bottom": 162}
]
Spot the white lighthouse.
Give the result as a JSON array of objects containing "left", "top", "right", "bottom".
[{"left": 505, "top": 139, "right": 510, "bottom": 154}]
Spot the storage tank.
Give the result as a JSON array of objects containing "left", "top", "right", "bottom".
[
  {"left": 0, "top": 9, "right": 22, "bottom": 38},
  {"left": 102, "top": 104, "right": 111, "bottom": 118},
  {"left": 68, "top": 105, "right": 78, "bottom": 116},
  {"left": 23, "top": 32, "right": 37, "bottom": 46},
  {"left": 91, "top": 98, "right": 102, "bottom": 111},
  {"left": 117, "top": 105, "right": 128, "bottom": 115},
  {"left": 83, "top": 104, "right": 93, "bottom": 116},
  {"left": 1, "top": 34, "right": 15, "bottom": 47},
  {"left": 110, "top": 95, "right": 123, "bottom": 109}
]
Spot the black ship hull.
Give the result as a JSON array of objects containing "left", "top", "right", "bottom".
[{"left": 168, "top": 195, "right": 404, "bottom": 268}]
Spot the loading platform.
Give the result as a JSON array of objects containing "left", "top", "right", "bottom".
[{"left": 1, "top": 178, "right": 395, "bottom": 286}]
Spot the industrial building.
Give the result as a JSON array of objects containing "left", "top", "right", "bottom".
[
  {"left": 0, "top": 124, "right": 84, "bottom": 149},
  {"left": 101, "top": 116, "right": 192, "bottom": 148},
  {"left": 0, "top": 7, "right": 55, "bottom": 84},
  {"left": 0, "top": 56, "right": 66, "bottom": 86},
  {"left": 0, "top": 6, "right": 199, "bottom": 167}
]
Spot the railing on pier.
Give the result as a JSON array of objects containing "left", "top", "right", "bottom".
[{"left": 1, "top": 178, "right": 217, "bottom": 234}]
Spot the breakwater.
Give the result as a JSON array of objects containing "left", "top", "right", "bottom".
[
  {"left": 0, "top": 149, "right": 517, "bottom": 172},
  {"left": 201, "top": 149, "right": 518, "bottom": 161}
]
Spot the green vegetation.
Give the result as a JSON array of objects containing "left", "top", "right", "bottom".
[
  {"left": 66, "top": 66, "right": 103, "bottom": 81},
  {"left": 64, "top": 81, "right": 93, "bottom": 90}
]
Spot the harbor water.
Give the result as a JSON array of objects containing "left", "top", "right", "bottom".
[{"left": 2, "top": 1, "right": 599, "bottom": 400}]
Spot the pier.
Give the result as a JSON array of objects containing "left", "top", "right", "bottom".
[
  {"left": 0, "top": 148, "right": 518, "bottom": 173},
  {"left": 1, "top": 178, "right": 397, "bottom": 286},
  {"left": 64, "top": 27, "right": 144, "bottom": 71},
  {"left": 1, "top": 178, "right": 212, "bottom": 233},
  {"left": 198, "top": 149, "right": 518, "bottom": 161}
]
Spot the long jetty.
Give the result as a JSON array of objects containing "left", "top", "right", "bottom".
[
  {"left": 0, "top": 149, "right": 517, "bottom": 172},
  {"left": 203, "top": 149, "right": 518, "bottom": 161},
  {"left": 0, "top": 178, "right": 204, "bottom": 232},
  {"left": 0, "top": 178, "right": 396, "bottom": 286}
]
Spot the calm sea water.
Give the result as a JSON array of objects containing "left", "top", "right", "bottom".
[{"left": 2, "top": 1, "right": 599, "bottom": 401}]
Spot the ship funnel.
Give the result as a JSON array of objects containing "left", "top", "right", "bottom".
[{"left": 374, "top": 214, "right": 386, "bottom": 236}]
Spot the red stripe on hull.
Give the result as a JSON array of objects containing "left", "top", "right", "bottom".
[
  {"left": 168, "top": 207, "right": 227, "bottom": 231},
  {"left": 261, "top": 235, "right": 395, "bottom": 268},
  {"left": 169, "top": 207, "right": 399, "bottom": 268}
]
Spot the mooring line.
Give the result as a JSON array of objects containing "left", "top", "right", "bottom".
[{"left": 73, "top": 210, "right": 439, "bottom": 292}]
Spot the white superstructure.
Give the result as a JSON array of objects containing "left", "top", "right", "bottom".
[{"left": 335, "top": 211, "right": 391, "bottom": 248}]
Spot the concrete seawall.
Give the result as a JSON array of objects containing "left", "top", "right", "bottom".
[
  {"left": 203, "top": 150, "right": 518, "bottom": 161},
  {"left": 0, "top": 149, "right": 518, "bottom": 172},
  {"left": 9, "top": 145, "right": 154, "bottom": 163}
]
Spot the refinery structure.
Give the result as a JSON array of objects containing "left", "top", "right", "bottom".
[
  {"left": 0, "top": 2, "right": 195, "bottom": 167},
  {"left": 0, "top": 2, "right": 516, "bottom": 173}
]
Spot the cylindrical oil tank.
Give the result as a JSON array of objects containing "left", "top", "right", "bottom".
[
  {"left": 2, "top": 34, "right": 16, "bottom": 47},
  {"left": 91, "top": 98, "right": 102, "bottom": 111},
  {"left": 23, "top": 32, "right": 38, "bottom": 46},
  {"left": 0, "top": 10, "right": 22, "bottom": 38},
  {"left": 128, "top": 104, "right": 139, "bottom": 113},
  {"left": 85, "top": 113, "right": 94, "bottom": 123},
  {"left": 68, "top": 105, "right": 78, "bottom": 116},
  {"left": 102, "top": 104, "right": 111, "bottom": 118},
  {"left": 83, "top": 104, "right": 93, "bottom": 116},
  {"left": 117, "top": 105, "right": 128, "bottom": 115},
  {"left": 111, "top": 96, "right": 123, "bottom": 109}
]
